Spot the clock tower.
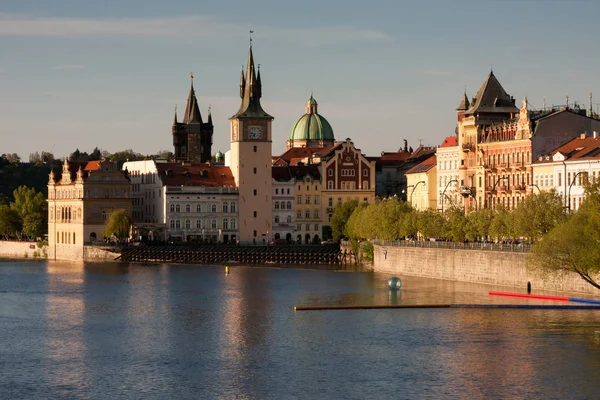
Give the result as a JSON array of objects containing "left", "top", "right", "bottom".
[{"left": 229, "top": 40, "right": 274, "bottom": 244}]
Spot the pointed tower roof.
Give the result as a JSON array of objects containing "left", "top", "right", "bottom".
[
  {"left": 231, "top": 43, "right": 273, "bottom": 119},
  {"left": 173, "top": 105, "right": 178, "bottom": 125},
  {"left": 207, "top": 105, "right": 213, "bottom": 125},
  {"left": 183, "top": 74, "right": 203, "bottom": 124},
  {"left": 465, "top": 71, "right": 519, "bottom": 115},
  {"left": 457, "top": 91, "right": 470, "bottom": 111}
]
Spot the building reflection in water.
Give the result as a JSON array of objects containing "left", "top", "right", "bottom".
[
  {"left": 43, "top": 261, "right": 87, "bottom": 396},
  {"left": 216, "top": 266, "right": 273, "bottom": 398}
]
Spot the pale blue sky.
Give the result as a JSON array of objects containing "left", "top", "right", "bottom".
[{"left": 1, "top": 0, "right": 599, "bottom": 160}]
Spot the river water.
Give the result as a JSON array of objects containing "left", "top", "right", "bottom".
[{"left": 1, "top": 260, "right": 599, "bottom": 399}]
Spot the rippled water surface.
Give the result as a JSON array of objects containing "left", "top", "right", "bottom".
[{"left": 1, "top": 260, "right": 600, "bottom": 399}]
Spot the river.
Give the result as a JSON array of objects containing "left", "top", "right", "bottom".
[{"left": 1, "top": 260, "right": 599, "bottom": 399}]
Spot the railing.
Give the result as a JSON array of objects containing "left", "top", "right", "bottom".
[
  {"left": 371, "top": 239, "right": 531, "bottom": 253},
  {"left": 462, "top": 143, "right": 473, "bottom": 151},
  {"left": 484, "top": 164, "right": 497, "bottom": 171}
]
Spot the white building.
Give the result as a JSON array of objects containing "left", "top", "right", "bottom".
[
  {"left": 272, "top": 167, "right": 295, "bottom": 243},
  {"left": 436, "top": 136, "right": 463, "bottom": 212}
]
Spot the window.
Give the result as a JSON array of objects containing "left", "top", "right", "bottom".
[
  {"left": 313, "top": 210, "right": 319, "bottom": 218},
  {"left": 287, "top": 201, "right": 292, "bottom": 209},
  {"left": 305, "top": 210, "right": 310, "bottom": 218},
  {"left": 170, "top": 220, "right": 175, "bottom": 229},
  {"left": 254, "top": 230, "right": 257, "bottom": 237},
  {"left": 297, "top": 224, "right": 302, "bottom": 231},
  {"left": 212, "top": 220, "right": 217, "bottom": 229},
  {"left": 275, "top": 215, "right": 280, "bottom": 223},
  {"left": 305, "top": 224, "right": 310, "bottom": 231},
  {"left": 223, "top": 218, "right": 229, "bottom": 230},
  {"left": 287, "top": 215, "right": 292, "bottom": 223},
  {"left": 196, "top": 220, "right": 202, "bottom": 229},
  {"left": 175, "top": 204, "right": 181, "bottom": 213},
  {"left": 328, "top": 169, "right": 333, "bottom": 177},
  {"left": 558, "top": 172, "right": 562, "bottom": 186},
  {"left": 185, "top": 204, "right": 190, "bottom": 213},
  {"left": 223, "top": 202, "right": 228, "bottom": 213},
  {"left": 363, "top": 181, "right": 369, "bottom": 189},
  {"left": 185, "top": 220, "right": 191, "bottom": 229},
  {"left": 197, "top": 204, "right": 202, "bottom": 213},
  {"left": 253, "top": 146, "right": 257, "bottom": 152},
  {"left": 297, "top": 211, "right": 302, "bottom": 219},
  {"left": 314, "top": 196, "right": 319, "bottom": 204},
  {"left": 314, "top": 224, "right": 319, "bottom": 231},
  {"left": 254, "top": 189, "right": 257, "bottom": 196},
  {"left": 175, "top": 220, "right": 181, "bottom": 229},
  {"left": 329, "top": 197, "right": 333, "bottom": 206},
  {"left": 231, "top": 219, "right": 237, "bottom": 229},
  {"left": 328, "top": 181, "right": 333, "bottom": 189},
  {"left": 73, "top": 232, "right": 76, "bottom": 245},
  {"left": 211, "top": 204, "right": 217, "bottom": 213},
  {"left": 305, "top": 196, "right": 311, "bottom": 204},
  {"left": 253, "top": 211, "right": 257, "bottom": 218},
  {"left": 231, "top": 203, "right": 236, "bottom": 213},
  {"left": 297, "top": 196, "right": 302, "bottom": 204},
  {"left": 275, "top": 188, "right": 279, "bottom": 194},
  {"left": 363, "top": 169, "right": 368, "bottom": 177},
  {"left": 275, "top": 201, "right": 280, "bottom": 209},
  {"left": 170, "top": 204, "right": 175, "bottom": 212},
  {"left": 254, "top": 168, "right": 257, "bottom": 174}
]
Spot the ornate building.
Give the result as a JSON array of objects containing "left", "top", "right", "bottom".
[
  {"left": 287, "top": 95, "right": 335, "bottom": 150},
  {"left": 229, "top": 41, "right": 274, "bottom": 244},
  {"left": 47, "top": 159, "right": 132, "bottom": 260},
  {"left": 172, "top": 75, "right": 214, "bottom": 164}
]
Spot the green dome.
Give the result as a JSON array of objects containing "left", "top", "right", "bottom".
[
  {"left": 215, "top": 151, "right": 224, "bottom": 160},
  {"left": 289, "top": 96, "right": 335, "bottom": 141}
]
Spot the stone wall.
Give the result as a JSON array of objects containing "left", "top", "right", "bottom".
[
  {"left": 83, "top": 246, "right": 121, "bottom": 262},
  {"left": 373, "top": 244, "right": 599, "bottom": 296},
  {"left": 0, "top": 241, "right": 48, "bottom": 260}
]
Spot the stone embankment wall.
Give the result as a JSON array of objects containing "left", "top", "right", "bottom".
[
  {"left": 373, "top": 244, "right": 599, "bottom": 296},
  {"left": 0, "top": 241, "right": 47, "bottom": 260},
  {"left": 0, "top": 241, "right": 118, "bottom": 262}
]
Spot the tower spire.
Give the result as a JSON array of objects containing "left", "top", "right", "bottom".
[
  {"left": 173, "top": 105, "right": 178, "bottom": 125},
  {"left": 183, "top": 72, "right": 203, "bottom": 123},
  {"left": 232, "top": 37, "right": 272, "bottom": 119}
]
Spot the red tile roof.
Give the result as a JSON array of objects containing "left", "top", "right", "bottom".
[
  {"left": 406, "top": 155, "right": 436, "bottom": 174},
  {"left": 156, "top": 163, "right": 236, "bottom": 187},
  {"left": 440, "top": 136, "right": 458, "bottom": 148},
  {"left": 84, "top": 160, "right": 102, "bottom": 171},
  {"left": 535, "top": 134, "right": 600, "bottom": 163}
]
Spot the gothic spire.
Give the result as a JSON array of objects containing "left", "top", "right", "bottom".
[
  {"left": 173, "top": 105, "right": 178, "bottom": 125},
  {"left": 239, "top": 65, "right": 246, "bottom": 99},
  {"left": 231, "top": 38, "right": 273, "bottom": 119},
  {"left": 183, "top": 73, "right": 203, "bottom": 124},
  {"left": 207, "top": 105, "right": 213, "bottom": 125}
]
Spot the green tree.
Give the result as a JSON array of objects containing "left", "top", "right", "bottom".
[
  {"left": 488, "top": 207, "right": 513, "bottom": 242},
  {"left": 0, "top": 204, "right": 21, "bottom": 239},
  {"left": 528, "top": 183, "right": 600, "bottom": 290},
  {"left": 104, "top": 209, "right": 131, "bottom": 240},
  {"left": 443, "top": 206, "right": 468, "bottom": 242},
  {"left": 417, "top": 209, "right": 445, "bottom": 240},
  {"left": 511, "top": 190, "right": 566, "bottom": 242},
  {"left": 465, "top": 208, "right": 494, "bottom": 241},
  {"left": 10, "top": 185, "right": 47, "bottom": 238},
  {"left": 330, "top": 199, "right": 359, "bottom": 240}
]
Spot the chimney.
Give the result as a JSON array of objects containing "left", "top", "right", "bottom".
[
  {"left": 403, "top": 139, "right": 408, "bottom": 152},
  {"left": 580, "top": 133, "right": 587, "bottom": 140}
]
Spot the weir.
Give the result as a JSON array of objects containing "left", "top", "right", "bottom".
[{"left": 117, "top": 244, "right": 347, "bottom": 265}]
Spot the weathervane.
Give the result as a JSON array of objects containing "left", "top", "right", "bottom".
[{"left": 250, "top": 30, "right": 254, "bottom": 46}]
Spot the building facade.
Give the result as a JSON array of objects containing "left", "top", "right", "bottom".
[
  {"left": 47, "top": 159, "right": 132, "bottom": 260},
  {"left": 436, "top": 136, "right": 462, "bottom": 212},
  {"left": 228, "top": 42, "right": 274, "bottom": 244},
  {"left": 272, "top": 167, "right": 295, "bottom": 242},
  {"left": 406, "top": 155, "right": 437, "bottom": 211},
  {"left": 293, "top": 165, "right": 322, "bottom": 244}
]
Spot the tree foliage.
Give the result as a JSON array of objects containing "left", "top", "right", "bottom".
[
  {"left": 104, "top": 209, "right": 132, "bottom": 239},
  {"left": 511, "top": 190, "right": 567, "bottom": 242},
  {"left": 528, "top": 182, "right": 600, "bottom": 290},
  {"left": 10, "top": 186, "right": 47, "bottom": 238},
  {"left": 330, "top": 199, "right": 359, "bottom": 240},
  {"left": 0, "top": 204, "right": 21, "bottom": 239}
]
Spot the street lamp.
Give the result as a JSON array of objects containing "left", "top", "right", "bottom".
[
  {"left": 567, "top": 171, "right": 587, "bottom": 212},
  {"left": 488, "top": 177, "right": 508, "bottom": 209},
  {"left": 410, "top": 181, "right": 425, "bottom": 208},
  {"left": 441, "top": 179, "right": 458, "bottom": 213},
  {"left": 529, "top": 183, "right": 541, "bottom": 194}
]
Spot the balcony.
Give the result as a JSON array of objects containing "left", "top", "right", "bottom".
[
  {"left": 513, "top": 185, "right": 526, "bottom": 192},
  {"left": 462, "top": 143, "right": 473, "bottom": 152},
  {"left": 484, "top": 164, "right": 497, "bottom": 172},
  {"left": 326, "top": 207, "right": 334, "bottom": 213},
  {"left": 459, "top": 186, "right": 473, "bottom": 197},
  {"left": 496, "top": 162, "right": 508, "bottom": 170}
]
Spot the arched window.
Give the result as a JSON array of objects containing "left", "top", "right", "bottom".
[
  {"left": 275, "top": 201, "right": 280, "bottom": 209},
  {"left": 175, "top": 220, "right": 181, "bottom": 229},
  {"left": 231, "top": 219, "right": 237, "bottom": 229},
  {"left": 328, "top": 181, "right": 333, "bottom": 189},
  {"left": 223, "top": 218, "right": 229, "bottom": 230},
  {"left": 197, "top": 204, "right": 202, "bottom": 213},
  {"left": 170, "top": 204, "right": 175, "bottom": 212},
  {"left": 185, "top": 204, "right": 191, "bottom": 213},
  {"left": 175, "top": 204, "right": 181, "bottom": 213},
  {"left": 211, "top": 220, "right": 217, "bottom": 229},
  {"left": 230, "top": 202, "right": 236, "bottom": 213},
  {"left": 185, "top": 220, "right": 191, "bottom": 229},
  {"left": 275, "top": 215, "right": 280, "bottom": 223},
  {"left": 363, "top": 169, "right": 368, "bottom": 176},
  {"left": 287, "top": 201, "right": 292, "bottom": 209},
  {"left": 211, "top": 204, "right": 217, "bottom": 213},
  {"left": 196, "top": 220, "right": 202, "bottom": 229},
  {"left": 170, "top": 220, "right": 175, "bottom": 228},
  {"left": 223, "top": 202, "right": 228, "bottom": 213},
  {"left": 287, "top": 215, "right": 292, "bottom": 223}
]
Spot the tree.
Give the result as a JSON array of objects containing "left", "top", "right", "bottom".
[
  {"left": 330, "top": 199, "right": 359, "bottom": 240},
  {"left": 417, "top": 209, "right": 445, "bottom": 240},
  {"left": 465, "top": 208, "right": 494, "bottom": 241},
  {"left": 29, "top": 152, "right": 42, "bottom": 164},
  {"left": 488, "top": 207, "right": 513, "bottom": 242},
  {"left": 4, "top": 153, "right": 21, "bottom": 164},
  {"left": 511, "top": 190, "right": 566, "bottom": 242},
  {"left": 10, "top": 185, "right": 47, "bottom": 238},
  {"left": 443, "top": 206, "right": 468, "bottom": 242},
  {"left": 104, "top": 210, "right": 131, "bottom": 240},
  {"left": 528, "top": 181, "right": 600, "bottom": 290},
  {"left": 0, "top": 204, "right": 21, "bottom": 239}
]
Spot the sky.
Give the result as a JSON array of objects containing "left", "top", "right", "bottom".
[{"left": 1, "top": 0, "right": 600, "bottom": 161}]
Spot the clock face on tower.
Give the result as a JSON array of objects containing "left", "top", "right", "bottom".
[{"left": 248, "top": 126, "right": 262, "bottom": 140}]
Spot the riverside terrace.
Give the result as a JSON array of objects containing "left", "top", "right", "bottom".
[{"left": 359, "top": 239, "right": 532, "bottom": 253}]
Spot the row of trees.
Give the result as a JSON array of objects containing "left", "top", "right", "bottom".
[
  {"left": 0, "top": 186, "right": 47, "bottom": 240},
  {"left": 331, "top": 190, "right": 566, "bottom": 244},
  {"left": 330, "top": 185, "right": 600, "bottom": 291}
]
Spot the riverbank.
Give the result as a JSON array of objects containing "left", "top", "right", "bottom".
[
  {"left": 0, "top": 240, "right": 119, "bottom": 262},
  {"left": 372, "top": 243, "right": 599, "bottom": 296}
]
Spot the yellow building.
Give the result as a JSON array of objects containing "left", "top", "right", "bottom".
[
  {"left": 292, "top": 165, "right": 322, "bottom": 244},
  {"left": 47, "top": 159, "right": 132, "bottom": 260},
  {"left": 406, "top": 155, "right": 437, "bottom": 211}
]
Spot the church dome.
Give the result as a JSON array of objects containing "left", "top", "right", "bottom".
[
  {"left": 215, "top": 151, "right": 224, "bottom": 161},
  {"left": 289, "top": 95, "right": 335, "bottom": 142}
]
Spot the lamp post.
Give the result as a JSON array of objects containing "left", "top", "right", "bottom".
[
  {"left": 441, "top": 179, "right": 458, "bottom": 213},
  {"left": 567, "top": 171, "right": 586, "bottom": 212},
  {"left": 529, "top": 183, "right": 541, "bottom": 194},
  {"left": 488, "top": 177, "right": 508, "bottom": 209},
  {"left": 410, "top": 181, "right": 425, "bottom": 209}
]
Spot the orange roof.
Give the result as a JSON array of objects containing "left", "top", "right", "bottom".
[
  {"left": 156, "top": 163, "right": 236, "bottom": 187},
  {"left": 440, "top": 136, "right": 458, "bottom": 147},
  {"left": 84, "top": 160, "right": 102, "bottom": 171},
  {"left": 535, "top": 135, "right": 600, "bottom": 163}
]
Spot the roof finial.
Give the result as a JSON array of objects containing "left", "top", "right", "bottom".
[
  {"left": 490, "top": 64, "right": 493, "bottom": 74},
  {"left": 190, "top": 72, "right": 194, "bottom": 86},
  {"left": 543, "top": 96, "right": 546, "bottom": 110},
  {"left": 249, "top": 30, "right": 254, "bottom": 47},
  {"left": 208, "top": 104, "right": 211, "bottom": 113}
]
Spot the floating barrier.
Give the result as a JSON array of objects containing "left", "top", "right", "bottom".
[
  {"left": 568, "top": 297, "right": 600, "bottom": 305},
  {"left": 293, "top": 304, "right": 600, "bottom": 311},
  {"left": 489, "top": 291, "right": 570, "bottom": 301}
]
